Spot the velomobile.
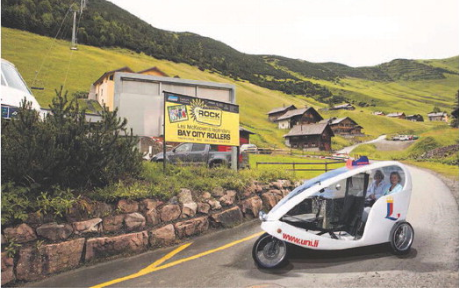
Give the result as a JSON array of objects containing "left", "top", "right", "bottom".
[{"left": 252, "top": 157, "right": 414, "bottom": 268}]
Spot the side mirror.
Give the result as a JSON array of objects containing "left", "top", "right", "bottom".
[{"left": 335, "top": 184, "right": 342, "bottom": 191}]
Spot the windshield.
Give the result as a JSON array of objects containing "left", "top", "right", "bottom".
[
  {"left": 270, "top": 166, "right": 350, "bottom": 214},
  {"left": 1, "top": 61, "right": 31, "bottom": 94}
]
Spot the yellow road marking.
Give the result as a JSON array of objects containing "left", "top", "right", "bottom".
[
  {"left": 91, "top": 231, "right": 263, "bottom": 288},
  {"left": 90, "top": 243, "right": 192, "bottom": 288}
]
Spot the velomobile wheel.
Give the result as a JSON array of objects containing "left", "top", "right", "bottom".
[
  {"left": 252, "top": 233, "right": 288, "bottom": 268},
  {"left": 390, "top": 221, "right": 414, "bottom": 255}
]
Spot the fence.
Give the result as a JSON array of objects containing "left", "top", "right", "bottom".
[
  {"left": 255, "top": 160, "right": 345, "bottom": 173},
  {"left": 254, "top": 148, "right": 318, "bottom": 155}
]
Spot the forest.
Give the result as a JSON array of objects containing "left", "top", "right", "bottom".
[{"left": 2, "top": 0, "right": 457, "bottom": 104}]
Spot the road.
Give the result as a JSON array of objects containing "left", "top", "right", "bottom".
[
  {"left": 337, "top": 135, "right": 387, "bottom": 154},
  {"left": 26, "top": 165, "right": 458, "bottom": 287}
]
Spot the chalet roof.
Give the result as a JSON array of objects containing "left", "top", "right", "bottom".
[
  {"left": 386, "top": 112, "right": 405, "bottom": 117},
  {"left": 319, "top": 117, "right": 358, "bottom": 126},
  {"left": 137, "top": 67, "right": 169, "bottom": 77},
  {"left": 239, "top": 127, "right": 256, "bottom": 135},
  {"left": 283, "top": 123, "right": 334, "bottom": 137},
  {"left": 92, "top": 66, "right": 134, "bottom": 85},
  {"left": 427, "top": 112, "right": 448, "bottom": 117},
  {"left": 275, "top": 107, "right": 323, "bottom": 121},
  {"left": 372, "top": 111, "right": 385, "bottom": 115},
  {"left": 276, "top": 108, "right": 307, "bottom": 121},
  {"left": 333, "top": 103, "right": 354, "bottom": 109},
  {"left": 267, "top": 105, "right": 296, "bottom": 115}
]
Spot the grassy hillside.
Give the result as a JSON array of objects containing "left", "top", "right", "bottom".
[
  {"left": 2, "top": 27, "right": 309, "bottom": 147},
  {"left": 2, "top": 27, "right": 455, "bottom": 149}
]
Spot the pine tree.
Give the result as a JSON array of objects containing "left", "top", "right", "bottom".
[{"left": 1, "top": 87, "right": 142, "bottom": 196}]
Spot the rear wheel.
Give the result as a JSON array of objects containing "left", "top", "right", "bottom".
[
  {"left": 252, "top": 233, "right": 288, "bottom": 269},
  {"left": 390, "top": 221, "right": 414, "bottom": 255}
]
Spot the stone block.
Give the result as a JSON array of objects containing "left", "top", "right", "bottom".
[
  {"left": 240, "top": 196, "right": 263, "bottom": 217},
  {"left": 125, "top": 213, "right": 146, "bottom": 231},
  {"left": 181, "top": 202, "right": 198, "bottom": 218},
  {"left": 116, "top": 199, "right": 139, "bottom": 213},
  {"left": 145, "top": 209, "right": 161, "bottom": 226},
  {"left": 197, "top": 203, "right": 211, "bottom": 214},
  {"left": 3, "top": 223, "right": 37, "bottom": 243},
  {"left": 1, "top": 252, "right": 15, "bottom": 286},
  {"left": 149, "top": 224, "right": 177, "bottom": 247},
  {"left": 16, "top": 238, "right": 85, "bottom": 281},
  {"left": 36, "top": 222, "right": 73, "bottom": 242},
  {"left": 219, "top": 190, "right": 237, "bottom": 206},
  {"left": 160, "top": 204, "right": 181, "bottom": 222},
  {"left": 174, "top": 217, "right": 209, "bottom": 238},
  {"left": 140, "top": 199, "right": 161, "bottom": 212},
  {"left": 85, "top": 231, "right": 148, "bottom": 262},
  {"left": 72, "top": 218, "right": 102, "bottom": 235},
  {"left": 210, "top": 207, "right": 243, "bottom": 228},
  {"left": 103, "top": 214, "right": 125, "bottom": 233}
]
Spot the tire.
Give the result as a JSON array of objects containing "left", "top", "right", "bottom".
[
  {"left": 389, "top": 221, "right": 414, "bottom": 255},
  {"left": 252, "top": 233, "right": 288, "bottom": 269},
  {"left": 209, "top": 161, "right": 224, "bottom": 168}
]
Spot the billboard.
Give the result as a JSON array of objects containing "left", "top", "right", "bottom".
[{"left": 164, "top": 92, "right": 239, "bottom": 146}]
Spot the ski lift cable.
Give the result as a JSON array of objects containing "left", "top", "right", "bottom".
[
  {"left": 63, "top": 1, "right": 87, "bottom": 91},
  {"left": 32, "top": 5, "right": 73, "bottom": 87},
  {"left": 62, "top": 48, "right": 76, "bottom": 92}
]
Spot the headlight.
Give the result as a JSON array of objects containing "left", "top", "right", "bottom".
[{"left": 259, "top": 211, "right": 268, "bottom": 222}]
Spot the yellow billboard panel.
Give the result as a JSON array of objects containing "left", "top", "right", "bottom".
[{"left": 164, "top": 92, "right": 239, "bottom": 146}]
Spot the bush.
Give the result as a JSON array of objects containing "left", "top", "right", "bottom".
[{"left": 1, "top": 88, "right": 143, "bottom": 196}]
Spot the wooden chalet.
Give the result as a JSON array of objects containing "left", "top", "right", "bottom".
[
  {"left": 320, "top": 117, "right": 364, "bottom": 137},
  {"left": 267, "top": 105, "right": 297, "bottom": 122},
  {"left": 386, "top": 112, "right": 406, "bottom": 119},
  {"left": 330, "top": 103, "right": 355, "bottom": 110},
  {"left": 239, "top": 127, "right": 255, "bottom": 145},
  {"left": 372, "top": 111, "right": 385, "bottom": 116},
  {"left": 406, "top": 114, "right": 424, "bottom": 122},
  {"left": 427, "top": 112, "right": 448, "bottom": 122},
  {"left": 283, "top": 123, "right": 334, "bottom": 151},
  {"left": 274, "top": 107, "right": 323, "bottom": 129}
]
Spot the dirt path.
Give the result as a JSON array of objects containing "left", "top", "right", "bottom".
[{"left": 373, "top": 139, "right": 415, "bottom": 151}]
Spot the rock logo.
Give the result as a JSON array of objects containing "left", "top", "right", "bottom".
[{"left": 190, "top": 99, "right": 222, "bottom": 126}]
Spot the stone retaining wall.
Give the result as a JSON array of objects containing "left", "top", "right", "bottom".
[{"left": 1, "top": 179, "right": 295, "bottom": 286}]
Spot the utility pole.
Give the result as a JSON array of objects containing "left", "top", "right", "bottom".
[{"left": 70, "top": 7, "right": 78, "bottom": 50}]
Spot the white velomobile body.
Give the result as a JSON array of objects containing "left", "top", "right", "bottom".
[{"left": 253, "top": 159, "right": 414, "bottom": 268}]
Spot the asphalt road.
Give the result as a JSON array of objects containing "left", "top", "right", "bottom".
[{"left": 26, "top": 165, "right": 458, "bottom": 288}]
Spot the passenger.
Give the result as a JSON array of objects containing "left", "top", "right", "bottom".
[
  {"left": 362, "top": 171, "right": 403, "bottom": 222},
  {"left": 362, "top": 170, "right": 387, "bottom": 222},
  {"left": 366, "top": 170, "right": 387, "bottom": 203},
  {"left": 382, "top": 171, "right": 403, "bottom": 195}
]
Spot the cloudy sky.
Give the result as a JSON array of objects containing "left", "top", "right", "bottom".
[{"left": 107, "top": 0, "right": 459, "bottom": 67}]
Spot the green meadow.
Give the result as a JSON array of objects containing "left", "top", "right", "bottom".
[{"left": 2, "top": 27, "right": 457, "bottom": 150}]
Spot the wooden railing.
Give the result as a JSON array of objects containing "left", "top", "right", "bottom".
[{"left": 255, "top": 160, "right": 344, "bottom": 172}]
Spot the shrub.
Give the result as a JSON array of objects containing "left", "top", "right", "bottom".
[{"left": 1, "top": 88, "right": 143, "bottom": 196}]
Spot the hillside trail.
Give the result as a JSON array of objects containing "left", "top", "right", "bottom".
[{"left": 337, "top": 134, "right": 415, "bottom": 155}]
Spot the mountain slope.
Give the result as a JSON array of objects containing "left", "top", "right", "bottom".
[
  {"left": 2, "top": 0, "right": 457, "bottom": 109},
  {"left": 2, "top": 28, "right": 454, "bottom": 150}
]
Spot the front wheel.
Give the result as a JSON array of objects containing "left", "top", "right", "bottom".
[
  {"left": 390, "top": 221, "right": 414, "bottom": 255},
  {"left": 252, "top": 233, "right": 288, "bottom": 269}
]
